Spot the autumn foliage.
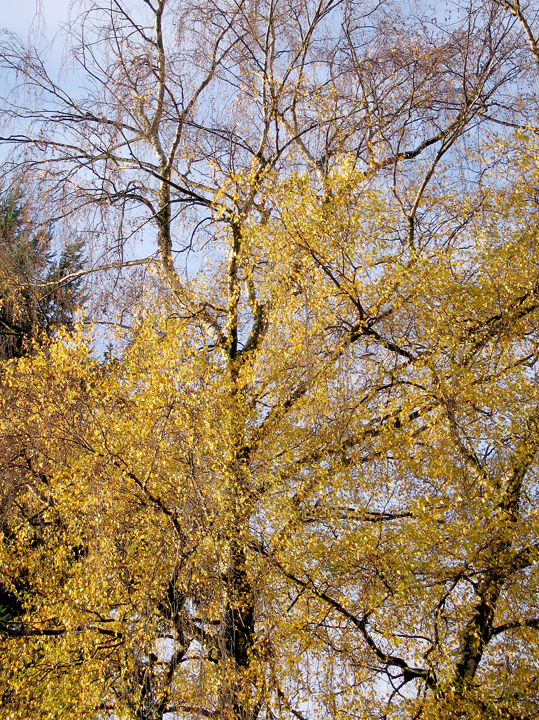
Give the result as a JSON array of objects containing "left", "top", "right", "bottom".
[{"left": 1, "top": 0, "right": 539, "bottom": 718}]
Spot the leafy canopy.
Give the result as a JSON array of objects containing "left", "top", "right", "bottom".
[{"left": 2, "top": 134, "right": 539, "bottom": 718}]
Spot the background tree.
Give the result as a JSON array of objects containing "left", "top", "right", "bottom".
[
  {"left": 0, "top": 186, "right": 89, "bottom": 631},
  {"left": 0, "top": 189, "right": 86, "bottom": 360},
  {"left": 0, "top": 187, "right": 86, "bottom": 632},
  {"left": 1, "top": 0, "right": 539, "bottom": 719}
]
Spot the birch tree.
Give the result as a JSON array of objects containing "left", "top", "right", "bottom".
[{"left": 1, "top": 0, "right": 539, "bottom": 718}]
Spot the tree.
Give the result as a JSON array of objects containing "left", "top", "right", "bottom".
[
  {"left": 0, "top": 189, "right": 86, "bottom": 360},
  {"left": 1, "top": 0, "right": 539, "bottom": 719},
  {"left": 0, "top": 188, "right": 86, "bottom": 627}
]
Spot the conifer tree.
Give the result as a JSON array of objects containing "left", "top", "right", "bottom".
[{"left": 0, "top": 190, "right": 86, "bottom": 360}]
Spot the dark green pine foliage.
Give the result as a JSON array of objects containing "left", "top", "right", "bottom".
[{"left": 0, "top": 190, "right": 86, "bottom": 361}]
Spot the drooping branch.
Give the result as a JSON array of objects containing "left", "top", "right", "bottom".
[{"left": 254, "top": 541, "right": 433, "bottom": 686}]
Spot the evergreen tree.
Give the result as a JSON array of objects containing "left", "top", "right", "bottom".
[{"left": 0, "top": 189, "right": 86, "bottom": 361}]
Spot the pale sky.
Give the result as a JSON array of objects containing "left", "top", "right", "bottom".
[{"left": 0, "top": 0, "right": 71, "bottom": 39}]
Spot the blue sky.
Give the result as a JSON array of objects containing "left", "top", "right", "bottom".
[{"left": 0, "top": 0, "right": 70, "bottom": 40}]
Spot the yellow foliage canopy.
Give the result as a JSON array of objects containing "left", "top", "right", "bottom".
[{"left": 2, "top": 138, "right": 539, "bottom": 719}]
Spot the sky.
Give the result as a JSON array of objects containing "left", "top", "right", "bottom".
[
  {"left": 0, "top": 0, "right": 71, "bottom": 41},
  {"left": 0, "top": 0, "right": 73, "bottom": 83}
]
